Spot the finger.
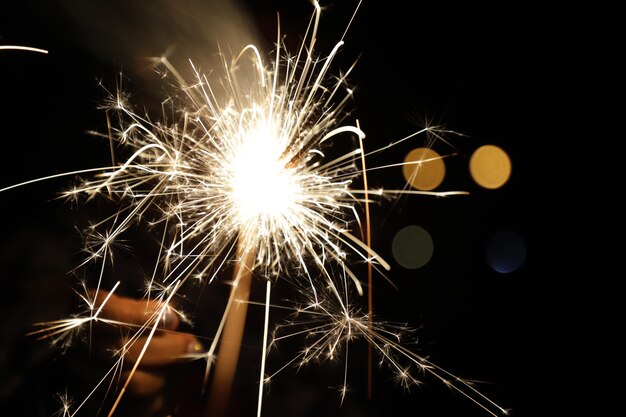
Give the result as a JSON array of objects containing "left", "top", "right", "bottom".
[
  {"left": 122, "top": 369, "right": 166, "bottom": 397},
  {"left": 124, "top": 332, "right": 203, "bottom": 366},
  {"left": 90, "top": 288, "right": 179, "bottom": 330}
]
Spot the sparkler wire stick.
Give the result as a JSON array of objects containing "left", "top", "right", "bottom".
[{"left": 206, "top": 243, "right": 256, "bottom": 417}]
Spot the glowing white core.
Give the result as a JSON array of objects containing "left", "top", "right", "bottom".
[{"left": 230, "top": 126, "right": 299, "bottom": 222}]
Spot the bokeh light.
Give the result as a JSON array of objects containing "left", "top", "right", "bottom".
[
  {"left": 402, "top": 147, "right": 445, "bottom": 191},
  {"left": 485, "top": 228, "right": 526, "bottom": 273},
  {"left": 469, "top": 144, "right": 511, "bottom": 189},
  {"left": 392, "top": 225, "right": 434, "bottom": 269}
]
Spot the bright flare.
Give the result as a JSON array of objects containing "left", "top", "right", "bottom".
[{"left": 228, "top": 125, "right": 298, "bottom": 222}]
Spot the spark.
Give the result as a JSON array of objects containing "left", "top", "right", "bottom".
[
  {"left": 3, "top": 2, "right": 505, "bottom": 416},
  {"left": 267, "top": 280, "right": 507, "bottom": 416},
  {"left": 0, "top": 45, "right": 48, "bottom": 54},
  {"left": 54, "top": 390, "right": 73, "bottom": 417}
]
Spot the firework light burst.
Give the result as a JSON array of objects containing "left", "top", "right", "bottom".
[{"left": 2, "top": 1, "right": 508, "bottom": 417}]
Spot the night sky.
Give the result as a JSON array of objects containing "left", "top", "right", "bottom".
[{"left": 1, "top": 1, "right": 569, "bottom": 416}]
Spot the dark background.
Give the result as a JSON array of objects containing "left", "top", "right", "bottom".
[{"left": 1, "top": 1, "right": 574, "bottom": 416}]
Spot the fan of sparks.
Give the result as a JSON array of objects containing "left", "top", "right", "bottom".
[{"left": 3, "top": 2, "right": 507, "bottom": 417}]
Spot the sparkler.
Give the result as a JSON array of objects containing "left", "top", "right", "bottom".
[{"left": 2, "top": 1, "right": 508, "bottom": 416}]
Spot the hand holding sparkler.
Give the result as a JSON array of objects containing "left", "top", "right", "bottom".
[
  {"left": 86, "top": 288, "right": 204, "bottom": 393},
  {"left": 54, "top": 287, "right": 207, "bottom": 416},
  {"left": 0, "top": 214, "right": 205, "bottom": 416}
]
